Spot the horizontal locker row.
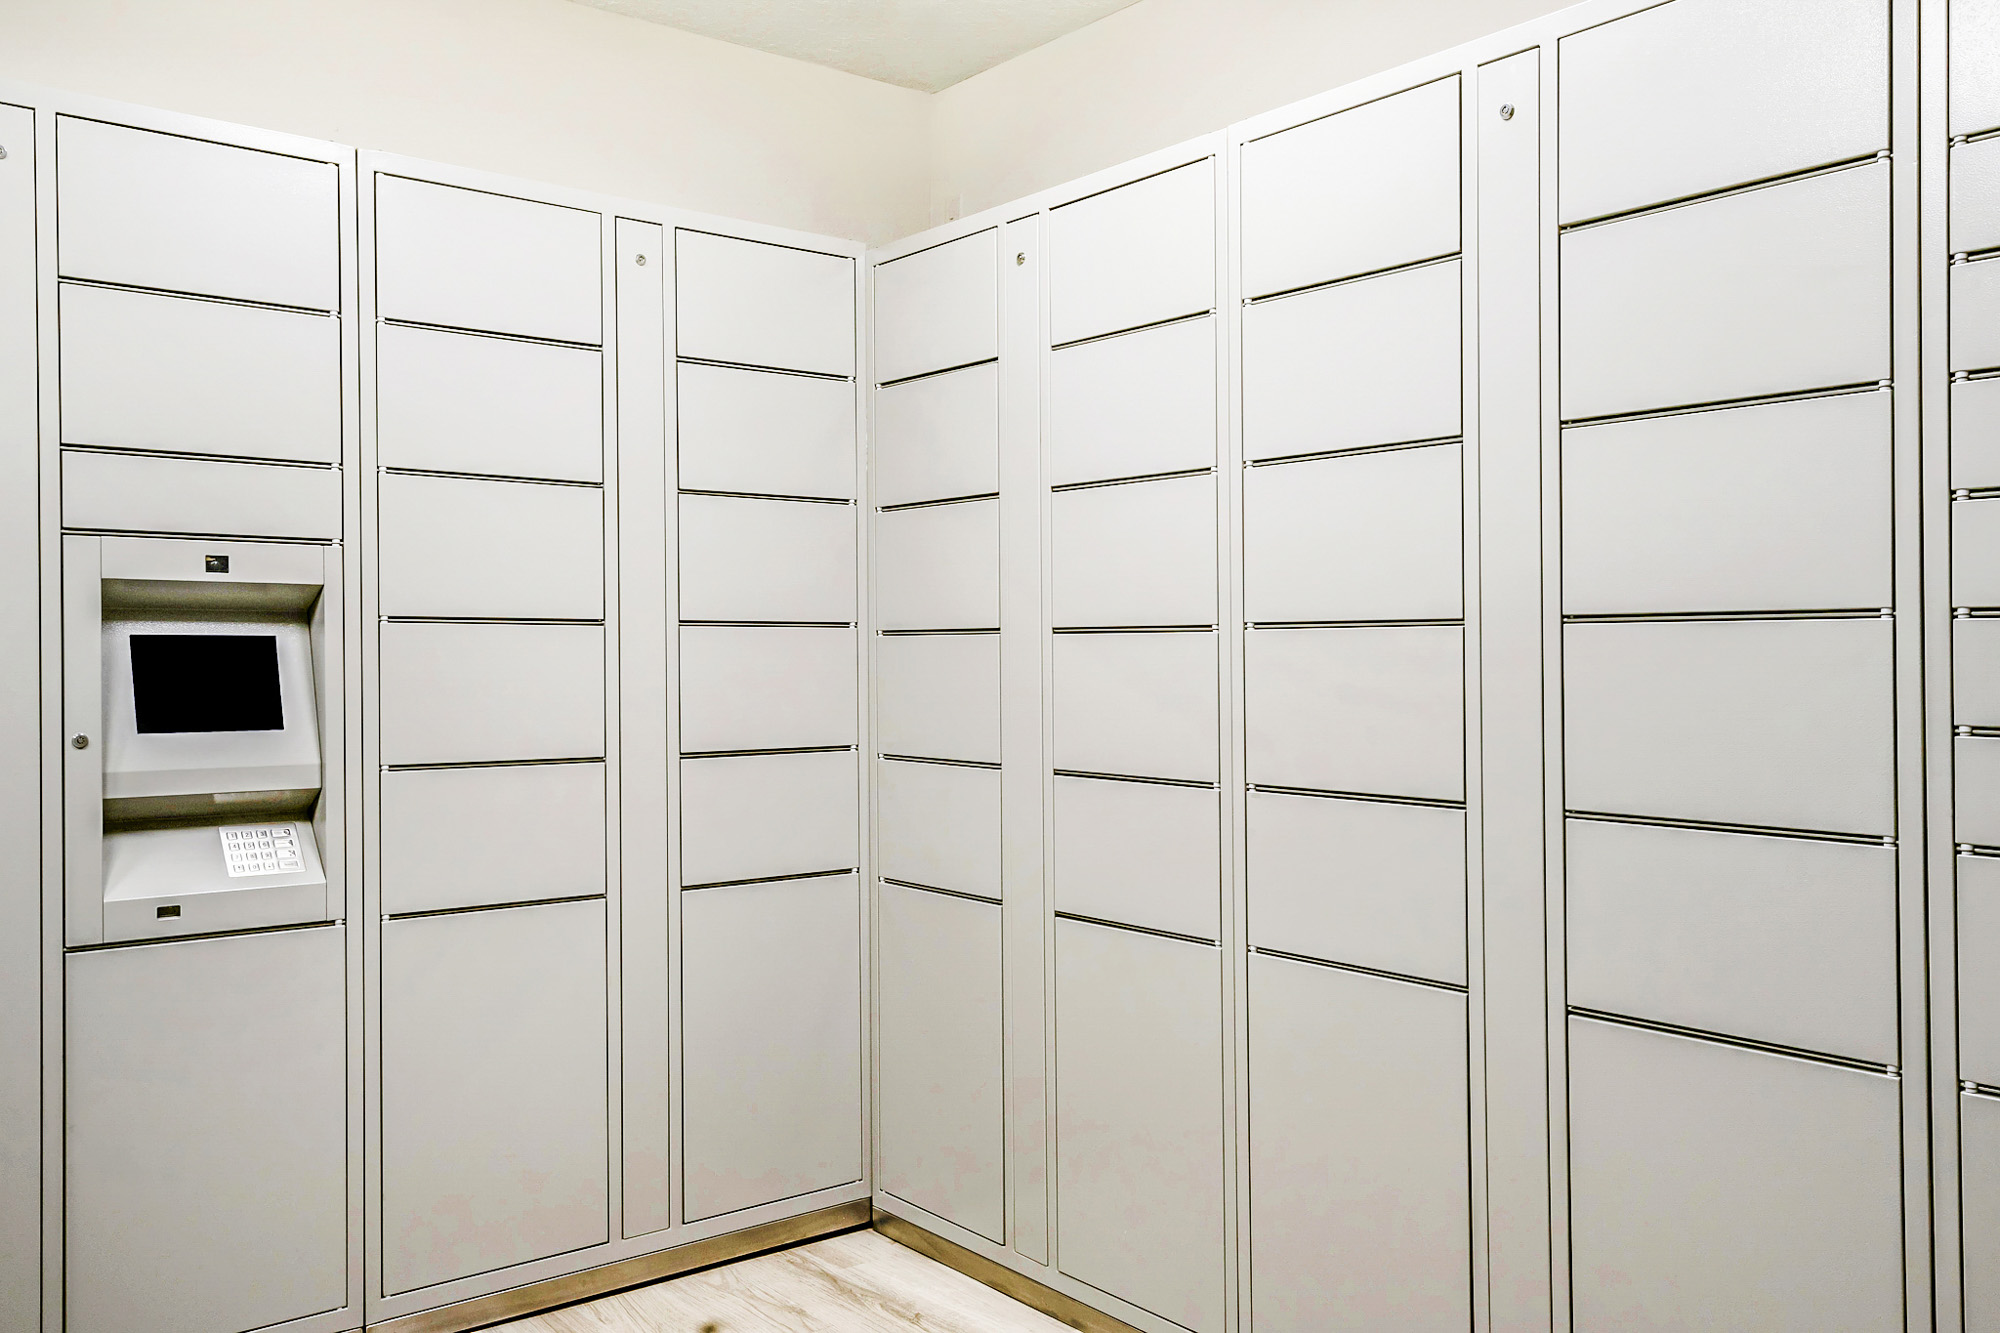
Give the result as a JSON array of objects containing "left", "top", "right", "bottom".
[
  {"left": 681, "top": 625, "right": 857, "bottom": 754},
  {"left": 877, "top": 758, "right": 1000, "bottom": 899},
  {"left": 682, "top": 361, "right": 854, "bottom": 501},
  {"left": 1556, "top": 0, "right": 1886, "bottom": 226},
  {"left": 380, "top": 473, "right": 603, "bottom": 620},
  {"left": 1567, "top": 1016, "right": 1902, "bottom": 1331},
  {"left": 380, "top": 762, "right": 606, "bottom": 915},
  {"left": 1563, "top": 391, "right": 1891, "bottom": 616},
  {"left": 1565, "top": 617, "right": 1894, "bottom": 836},
  {"left": 875, "top": 362, "right": 999, "bottom": 507},
  {"left": 380, "top": 622, "right": 603, "bottom": 766},
  {"left": 1049, "top": 315, "right": 1214, "bottom": 487},
  {"left": 1052, "top": 474, "right": 1217, "bottom": 628},
  {"left": 875, "top": 499, "right": 999, "bottom": 631},
  {"left": 1249, "top": 952, "right": 1470, "bottom": 1333},
  {"left": 1049, "top": 159, "right": 1215, "bottom": 347},
  {"left": 1240, "top": 76, "right": 1460, "bottom": 302},
  {"left": 677, "top": 229, "right": 855, "bottom": 378},
  {"left": 1955, "top": 134, "right": 2000, "bottom": 256},
  {"left": 681, "top": 751, "right": 859, "bottom": 886},
  {"left": 1960, "top": 856, "right": 2000, "bottom": 1087},
  {"left": 1955, "top": 375, "right": 2000, "bottom": 488},
  {"left": 873, "top": 229, "right": 999, "bottom": 386},
  {"left": 62, "top": 449, "right": 339, "bottom": 541},
  {"left": 1969, "top": 1093, "right": 2000, "bottom": 1331},
  {"left": 680, "top": 494, "right": 856, "bottom": 624},
  {"left": 57, "top": 116, "right": 340, "bottom": 312},
  {"left": 1959, "top": 496, "right": 2000, "bottom": 606},
  {"left": 1962, "top": 736, "right": 2000, "bottom": 847},
  {"left": 1055, "top": 776, "right": 1220, "bottom": 942},
  {"left": 877, "top": 633, "right": 1000, "bottom": 764},
  {"left": 1561, "top": 160, "right": 1889, "bottom": 422},
  {"left": 380, "top": 323, "right": 602, "bottom": 483},
  {"left": 1957, "top": 256, "right": 2000, "bottom": 372}
]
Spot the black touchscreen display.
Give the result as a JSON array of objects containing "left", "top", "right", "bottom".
[{"left": 130, "top": 634, "right": 285, "bottom": 734}]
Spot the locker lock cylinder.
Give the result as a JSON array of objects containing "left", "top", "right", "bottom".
[{"left": 1499, "top": 104, "right": 1515, "bottom": 121}]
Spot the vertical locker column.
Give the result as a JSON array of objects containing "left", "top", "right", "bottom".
[
  {"left": 871, "top": 229, "right": 1006, "bottom": 1243},
  {"left": 1236, "top": 76, "right": 1472, "bottom": 1332},
  {"left": 370, "top": 175, "right": 611, "bottom": 1305},
  {"left": 1556, "top": 1, "right": 1906, "bottom": 1327},
  {"left": 1045, "top": 157, "right": 1227, "bottom": 1333},
  {"left": 674, "top": 230, "right": 863, "bottom": 1225}
]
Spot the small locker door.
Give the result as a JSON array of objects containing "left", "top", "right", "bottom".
[
  {"left": 876, "top": 758, "right": 1002, "bottom": 898},
  {"left": 1967, "top": 1092, "right": 2000, "bottom": 1331},
  {"left": 873, "top": 229, "right": 998, "bottom": 384},
  {"left": 679, "top": 751, "right": 859, "bottom": 887},
  {"left": 875, "top": 363, "right": 1000, "bottom": 506}
]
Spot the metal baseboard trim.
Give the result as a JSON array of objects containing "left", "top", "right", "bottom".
[
  {"left": 365, "top": 1199, "right": 873, "bottom": 1333},
  {"left": 870, "top": 1208, "right": 1143, "bottom": 1333}
]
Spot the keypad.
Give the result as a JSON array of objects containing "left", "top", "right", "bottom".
[{"left": 220, "top": 823, "right": 305, "bottom": 878}]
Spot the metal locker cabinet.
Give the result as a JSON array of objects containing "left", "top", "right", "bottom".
[
  {"left": 1246, "top": 790, "right": 1466, "bottom": 985},
  {"left": 65, "top": 927, "right": 346, "bottom": 1333},
  {"left": 1052, "top": 630, "right": 1218, "bottom": 783},
  {"left": 876, "top": 633, "right": 1001, "bottom": 764},
  {"left": 1047, "top": 316, "right": 1216, "bottom": 487},
  {"left": 377, "top": 324, "right": 603, "bottom": 483},
  {"left": 1053, "top": 776, "right": 1221, "bottom": 941},
  {"left": 1567, "top": 1017, "right": 1902, "bottom": 1332},
  {"left": 62, "top": 449, "right": 341, "bottom": 540},
  {"left": 1048, "top": 159, "right": 1215, "bottom": 346},
  {"left": 676, "top": 230, "right": 854, "bottom": 377},
  {"left": 1966, "top": 1092, "right": 2000, "bottom": 1331},
  {"left": 1052, "top": 474, "right": 1218, "bottom": 629},
  {"left": 1248, "top": 953, "right": 1470, "bottom": 1333},
  {"left": 378, "top": 622, "right": 605, "bottom": 765},
  {"left": 59, "top": 284, "right": 340, "bottom": 463},
  {"left": 1566, "top": 819, "right": 1897, "bottom": 1063},
  {"left": 1954, "top": 258, "right": 2000, "bottom": 373},
  {"left": 1963, "top": 855, "right": 2000, "bottom": 1086},
  {"left": 1563, "top": 617, "right": 1895, "bottom": 835},
  {"left": 1955, "top": 376, "right": 2000, "bottom": 490},
  {"left": 1960, "top": 618, "right": 2000, "bottom": 724},
  {"left": 1242, "top": 260, "right": 1461, "bottom": 463},
  {"left": 876, "top": 758, "right": 1002, "bottom": 898},
  {"left": 1556, "top": 0, "right": 1886, "bottom": 225},
  {"left": 679, "top": 363, "right": 855, "bottom": 500},
  {"left": 1961, "top": 736, "right": 2000, "bottom": 848},
  {"left": 381, "top": 763, "right": 607, "bottom": 915},
  {"left": 1055, "top": 920, "right": 1225, "bottom": 1333},
  {"left": 874, "top": 228, "right": 999, "bottom": 384},
  {"left": 874, "top": 364, "right": 1000, "bottom": 507},
  {"left": 679, "top": 494, "right": 856, "bottom": 624},
  {"left": 1562, "top": 392, "right": 1892, "bottom": 616},
  {"left": 679, "top": 751, "right": 859, "bottom": 886},
  {"left": 1239, "top": 76, "right": 1460, "bottom": 300},
  {"left": 1561, "top": 163, "right": 1890, "bottom": 421},
  {"left": 1957, "top": 135, "right": 2000, "bottom": 255},
  {"left": 1244, "top": 626, "right": 1464, "bottom": 801},
  {"left": 381, "top": 900, "right": 609, "bottom": 1294},
  {"left": 1243, "top": 445, "right": 1463, "bottom": 624},
  {"left": 1959, "top": 496, "right": 2000, "bottom": 607},
  {"left": 877, "top": 884, "right": 1005, "bottom": 1242},
  {"left": 55, "top": 116, "right": 339, "bottom": 309},
  {"left": 379, "top": 474, "right": 604, "bottom": 620},
  {"left": 375, "top": 176, "right": 601, "bottom": 344},
  {"left": 682, "top": 874, "right": 863, "bottom": 1220},
  {"left": 875, "top": 499, "right": 1001, "bottom": 631},
  {"left": 678, "top": 625, "right": 857, "bottom": 753}
]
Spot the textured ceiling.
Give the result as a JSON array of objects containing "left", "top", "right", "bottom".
[{"left": 568, "top": 0, "right": 1144, "bottom": 92}]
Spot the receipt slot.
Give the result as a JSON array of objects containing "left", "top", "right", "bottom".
[{"left": 64, "top": 535, "right": 344, "bottom": 945}]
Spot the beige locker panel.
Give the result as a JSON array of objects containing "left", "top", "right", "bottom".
[
  {"left": 375, "top": 175, "right": 601, "bottom": 344},
  {"left": 1955, "top": 375, "right": 2000, "bottom": 490},
  {"left": 56, "top": 117, "right": 338, "bottom": 309},
  {"left": 1053, "top": 474, "right": 1218, "bottom": 628},
  {"left": 876, "top": 758, "right": 1001, "bottom": 898},
  {"left": 878, "top": 884, "right": 1004, "bottom": 1242},
  {"left": 678, "top": 495, "right": 856, "bottom": 624},
  {"left": 874, "top": 229, "right": 998, "bottom": 384},
  {"left": 382, "top": 901, "right": 608, "bottom": 1294},
  {"left": 1053, "top": 776, "right": 1221, "bottom": 941},
  {"left": 1955, "top": 257, "right": 2000, "bottom": 373},
  {"left": 877, "top": 633, "right": 1000, "bottom": 764},
  {"left": 1246, "top": 626, "right": 1464, "bottom": 801},
  {"left": 1049, "top": 160, "right": 1215, "bottom": 345},
  {"left": 1564, "top": 618, "right": 1894, "bottom": 835},
  {"left": 1247, "top": 790, "right": 1466, "bottom": 985},
  {"left": 1966, "top": 1093, "right": 2000, "bottom": 1332},
  {"left": 1957, "top": 0, "right": 2000, "bottom": 137},
  {"left": 378, "top": 323, "right": 603, "bottom": 483},
  {"left": 874, "top": 363, "right": 999, "bottom": 507},
  {"left": 380, "top": 474, "right": 603, "bottom": 620},
  {"left": 1568, "top": 1018, "right": 1902, "bottom": 1331},
  {"left": 1055, "top": 921, "right": 1224, "bottom": 1333},
  {"left": 1960, "top": 618, "right": 2000, "bottom": 725},
  {"left": 1562, "top": 163, "right": 1889, "bottom": 420},
  {"left": 1053, "top": 631, "right": 1218, "bottom": 783},
  {"left": 677, "top": 230, "right": 854, "bottom": 377},
  {"left": 1047, "top": 315, "right": 1216, "bottom": 487},
  {"left": 1248, "top": 954, "right": 1470, "bottom": 1333},
  {"left": 1556, "top": 0, "right": 1886, "bottom": 224},
  {"left": 1568, "top": 819, "right": 1897, "bottom": 1062},
  {"left": 380, "top": 622, "right": 605, "bottom": 765},
  {"left": 1563, "top": 392, "right": 1892, "bottom": 615},
  {"left": 59, "top": 283, "right": 340, "bottom": 463},
  {"left": 679, "top": 750, "right": 859, "bottom": 886},
  {"left": 682, "top": 875, "right": 863, "bottom": 1220},
  {"left": 678, "top": 625, "right": 857, "bottom": 753},
  {"left": 1961, "top": 736, "right": 2000, "bottom": 847},
  {"left": 1240, "top": 77, "right": 1461, "bottom": 299},
  {"left": 1243, "top": 260, "right": 1460, "bottom": 462},
  {"left": 1244, "top": 445, "right": 1463, "bottom": 623},
  {"left": 65, "top": 928, "right": 345, "bottom": 1333},
  {"left": 381, "top": 762, "right": 606, "bottom": 915},
  {"left": 63, "top": 449, "right": 340, "bottom": 540},
  {"left": 1959, "top": 496, "right": 2000, "bottom": 607},
  {"left": 1964, "top": 856, "right": 2000, "bottom": 1087},
  {"left": 875, "top": 500, "right": 1000, "bottom": 631},
  {"left": 679, "top": 362, "right": 853, "bottom": 500},
  {"left": 1959, "top": 136, "right": 2000, "bottom": 256}
]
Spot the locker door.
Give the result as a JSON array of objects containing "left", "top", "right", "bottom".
[
  {"left": 378, "top": 325, "right": 603, "bottom": 483},
  {"left": 875, "top": 500, "right": 1001, "bottom": 631},
  {"left": 1048, "top": 316, "right": 1216, "bottom": 486},
  {"left": 874, "top": 229, "right": 998, "bottom": 383},
  {"left": 1052, "top": 474, "right": 1218, "bottom": 628},
  {"left": 1967, "top": 1092, "right": 2000, "bottom": 1331},
  {"left": 877, "top": 633, "right": 1001, "bottom": 764},
  {"left": 379, "top": 622, "right": 605, "bottom": 765},
  {"left": 679, "top": 363, "right": 855, "bottom": 500},
  {"left": 1049, "top": 160, "right": 1215, "bottom": 345},
  {"left": 62, "top": 448, "right": 341, "bottom": 541},
  {"left": 1963, "top": 855, "right": 2000, "bottom": 1088},
  {"left": 1053, "top": 631, "right": 1217, "bottom": 783},
  {"left": 379, "top": 474, "right": 604, "bottom": 620},
  {"left": 875, "top": 363, "right": 1000, "bottom": 507},
  {"left": 678, "top": 625, "right": 857, "bottom": 753},
  {"left": 876, "top": 758, "right": 1002, "bottom": 898},
  {"left": 676, "top": 230, "right": 854, "bottom": 377},
  {"left": 678, "top": 495, "right": 856, "bottom": 624},
  {"left": 1053, "top": 776, "right": 1221, "bottom": 941},
  {"left": 380, "top": 763, "right": 607, "bottom": 915},
  {"left": 679, "top": 751, "right": 859, "bottom": 887}
]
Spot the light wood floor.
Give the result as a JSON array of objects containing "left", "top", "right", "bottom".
[{"left": 494, "top": 1228, "right": 1075, "bottom": 1333}]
